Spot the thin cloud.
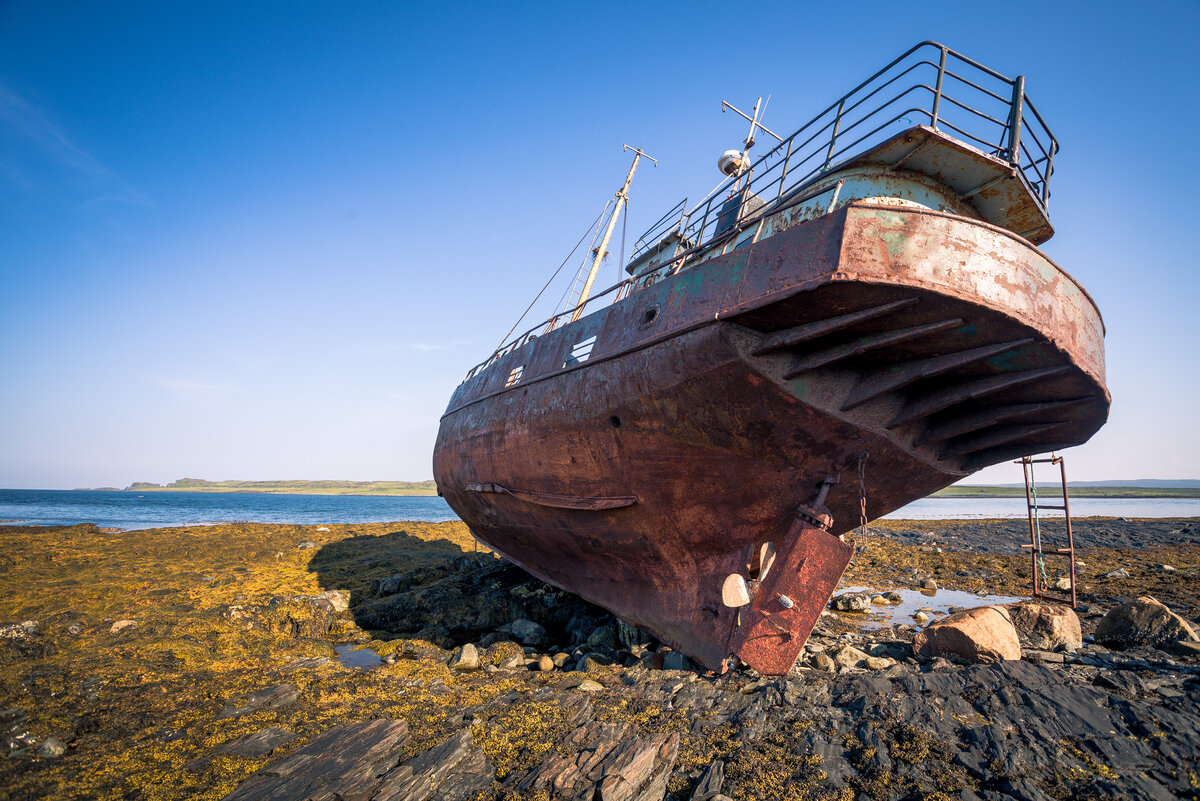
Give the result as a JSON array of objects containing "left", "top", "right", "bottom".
[{"left": 0, "top": 83, "right": 151, "bottom": 206}]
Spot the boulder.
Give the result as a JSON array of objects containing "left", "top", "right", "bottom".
[
  {"left": 921, "top": 578, "right": 938, "bottom": 591},
  {"left": 830, "top": 592, "right": 871, "bottom": 612},
  {"left": 1095, "top": 596, "right": 1199, "bottom": 649},
  {"left": 449, "top": 644, "right": 481, "bottom": 671},
  {"left": 864, "top": 656, "right": 895, "bottom": 670},
  {"left": 109, "top": 619, "right": 137, "bottom": 634},
  {"left": 509, "top": 618, "right": 548, "bottom": 646},
  {"left": 1008, "top": 601, "right": 1083, "bottom": 652},
  {"left": 378, "top": 576, "right": 404, "bottom": 595},
  {"left": 913, "top": 605, "right": 1021, "bottom": 664},
  {"left": 807, "top": 652, "right": 835, "bottom": 671},
  {"left": 1051, "top": 577, "right": 1072, "bottom": 592},
  {"left": 662, "top": 651, "right": 692, "bottom": 671},
  {"left": 318, "top": 590, "right": 350, "bottom": 613},
  {"left": 1101, "top": 568, "right": 1129, "bottom": 579},
  {"left": 830, "top": 645, "right": 868, "bottom": 668},
  {"left": 576, "top": 679, "right": 603, "bottom": 692}
]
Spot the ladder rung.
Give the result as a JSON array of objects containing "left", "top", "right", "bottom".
[
  {"left": 1032, "top": 504, "right": 1068, "bottom": 510},
  {"left": 1020, "top": 545, "right": 1074, "bottom": 554}
]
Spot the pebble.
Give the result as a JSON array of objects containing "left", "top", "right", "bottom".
[
  {"left": 921, "top": 578, "right": 938, "bottom": 591},
  {"left": 297, "top": 541, "right": 318, "bottom": 550},
  {"left": 109, "top": 619, "right": 137, "bottom": 634},
  {"left": 1102, "top": 568, "right": 1130, "bottom": 579},
  {"left": 914, "top": 612, "right": 930, "bottom": 625},
  {"left": 864, "top": 656, "right": 895, "bottom": 670},
  {"left": 536, "top": 655, "right": 554, "bottom": 672},
  {"left": 870, "top": 595, "right": 888, "bottom": 605},
  {"left": 576, "top": 679, "right": 603, "bottom": 692},
  {"left": 37, "top": 737, "right": 66, "bottom": 758}
]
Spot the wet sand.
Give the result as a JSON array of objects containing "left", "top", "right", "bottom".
[{"left": 0, "top": 518, "right": 1196, "bottom": 800}]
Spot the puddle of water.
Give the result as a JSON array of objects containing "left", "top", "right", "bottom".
[
  {"left": 335, "top": 644, "right": 384, "bottom": 670},
  {"left": 838, "top": 586, "right": 1026, "bottom": 629}
]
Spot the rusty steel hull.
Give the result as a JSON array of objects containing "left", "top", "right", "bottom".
[{"left": 433, "top": 202, "right": 1109, "bottom": 672}]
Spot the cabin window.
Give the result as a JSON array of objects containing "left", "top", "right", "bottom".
[
  {"left": 504, "top": 365, "right": 524, "bottom": 387},
  {"left": 563, "top": 335, "right": 597, "bottom": 368}
]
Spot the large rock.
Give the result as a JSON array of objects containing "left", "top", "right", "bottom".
[
  {"left": 515, "top": 720, "right": 679, "bottom": 801},
  {"left": 373, "top": 729, "right": 494, "bottom": 801},
  {"left": 830, "top": 592, "right": 871, "bottom": 612},
  {"left": 1008, "top": 601, "right": 1082, "bottom": 652},
  {"left": 1095, "top": 596, "right": 1199, "bottom": 649},
  {"left": 449, "top": 643, "right": 481, "bottom": 671},
  {"left": 222, "top": 719, "right": 411, "bottom": 800},
  {"left": 509, "top": 618, "right": 548, "bottom": 646},
  {"left": 913, "top": 605, "right": 1021, "bottom": 664}
]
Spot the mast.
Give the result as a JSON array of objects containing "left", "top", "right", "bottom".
[{"left": 570, "top": 145, "right": 655, "bottom": 323}]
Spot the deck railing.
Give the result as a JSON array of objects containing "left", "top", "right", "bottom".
[
  {"left": 634, "top": 40, "right": 1057, "bottom": 263},
  {"left": 463, "top": 41, "right": 1058, "bottom": 383}
]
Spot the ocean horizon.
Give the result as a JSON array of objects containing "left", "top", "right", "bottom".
[{"left": 1, "top": 488, "right": 1198, "bottom": 531}]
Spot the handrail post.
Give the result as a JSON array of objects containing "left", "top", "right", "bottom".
[
  {"left": 777, "top": 139, "right": 795, "bottom": 198},
  {"left": 1007, "top": 75, "right": 1025, "bottom": 165},
  {"left": 1042, "top": 141, "right": 1056, "bottom": 208},
  {"left": 930, "top": 45, "right": 947, "bottom": 128},
  {"left": 823, "top": 100, "right": 845, "bottom": 171}
]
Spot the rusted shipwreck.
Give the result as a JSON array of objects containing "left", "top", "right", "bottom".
[{"left": 433, "top": 42, "right": 1109, "bottom": 675}]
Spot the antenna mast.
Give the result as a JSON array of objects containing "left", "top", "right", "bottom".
[
  {"left": 570, "top": 145, "right": 655, "bottom": 322},
  {"left": 718, "top": 97, "right": 782, "bottom": 180}
]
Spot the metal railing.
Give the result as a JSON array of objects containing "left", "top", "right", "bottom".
[
  {"left": 631, "top": 40, "right": 1057, "bottom": 263},
  {"left": 463, "top": 42, "right": 1058, "bottom": 383}
]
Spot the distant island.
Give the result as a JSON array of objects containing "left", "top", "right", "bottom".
[
  {"left": 112, "top": 478, "right": 439, "bottom": 496},
  {"left": 931, "top": 484, "right": 1200, "bottom": 499}
]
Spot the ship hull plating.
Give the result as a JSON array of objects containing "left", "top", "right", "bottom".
[{"left": 433, "top": 204, "right": 1108, "bottom": 672}]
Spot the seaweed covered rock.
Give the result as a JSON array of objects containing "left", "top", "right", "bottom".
[
  {"left": 513, "top": 720, "right": 680, "bottom": 801},
  {"left": 1095, "top": 596, "right": 1199, "bottom": 649},
  {"left": 221, "top": 722, "right": 493, "bottom": 801},
  {"left": 913, "top": 605, "right": 1020, "bottom": 663}
]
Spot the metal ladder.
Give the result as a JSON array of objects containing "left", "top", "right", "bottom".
[{"left": 1018, "top": 454, "right": 1077, "bottom": 608}]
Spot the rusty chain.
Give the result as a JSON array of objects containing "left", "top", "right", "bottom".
[{"left": 856, "top": 452, "right": 870, "bottom": 553}]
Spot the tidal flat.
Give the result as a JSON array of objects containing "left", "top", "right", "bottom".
[{"left": 0, "top": 519, "right": 1197, "bottom": 801}]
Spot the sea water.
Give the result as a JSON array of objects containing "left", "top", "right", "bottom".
[
  {"left": 1, "top": 489, "right": 1196, "bottom": 532},
  {"left": 0, "top": 489, "right": 458, "bottom": 530}
]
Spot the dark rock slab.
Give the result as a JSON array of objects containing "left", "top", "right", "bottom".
[
  {"left": 373, "top": 728, "right": 493, "bottom": 801},
  {"left": 187, "top": 727, "right": 299, "bottom": 771},
  {"left": 221, "top": 719, "right": 410, "bottom": 801},
  {"left": 515, "top": 719, "right": 680, "bottom": 801},
  {"left": 220, "top": 683, "right": 300, "bottom": 719}
]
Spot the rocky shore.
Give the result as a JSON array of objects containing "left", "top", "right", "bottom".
[{"left": 1, "top": 518, "right": 1197, "bottom": 800}]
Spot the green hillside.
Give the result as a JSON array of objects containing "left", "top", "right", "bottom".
[{"left": 123, "top": 479, "right": 438, "bottom": 496}]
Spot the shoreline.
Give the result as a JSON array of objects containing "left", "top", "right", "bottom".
[{"left": 0, "top": 517, "right": 1196, "bottom": 799}]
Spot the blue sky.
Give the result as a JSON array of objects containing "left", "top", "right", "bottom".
[{"left": 1, "top": 1, "right": 1197, "bottom": 488}]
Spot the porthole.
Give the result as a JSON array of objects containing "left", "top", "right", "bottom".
[
  {"left": 639, "top": 305, "right": 660, "bottom": 328},
  {"left": 610, "top": 415, "right": 622, "bottom": 428}
]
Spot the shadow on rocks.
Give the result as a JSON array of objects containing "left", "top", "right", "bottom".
[{"left": 304, "top": 529, "right": 624, "bottom": 654}]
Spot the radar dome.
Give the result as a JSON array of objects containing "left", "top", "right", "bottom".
[{"left": 718, "top": 150, "right": 749, "bottom": 177}]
